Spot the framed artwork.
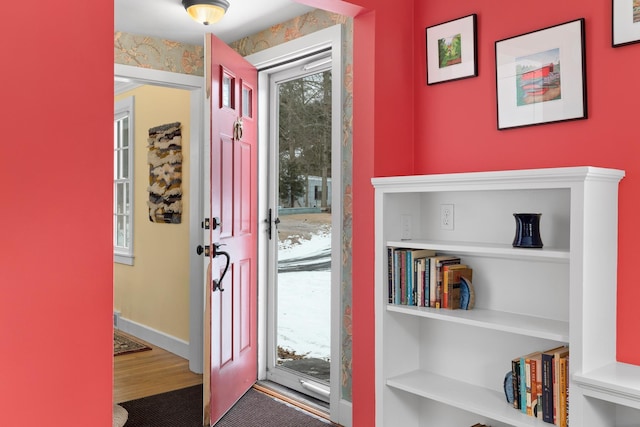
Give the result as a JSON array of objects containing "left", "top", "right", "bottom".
[
  {"left": 425, "top": 14, "right": 478, "bottom": 85},
  {"left": 495, "top": 19, "right": 587, "bottom": 130},
  {"left": 613, "top": 0, "right": 640, "bottom": 46}
]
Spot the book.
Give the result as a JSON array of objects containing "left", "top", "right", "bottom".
[
  {"left": 392, "top": 249, "right": 402, "bottom": 304},
  {"left": 399, "top": 250, "right": 407, "bottom": 304},
  {"left": 387, "top": 247, "right": 396, "bottom": 303},
  {"left": 525, "top": 352, "right": 542, "bottom": 416},
  {"left": 511, "top": 357, "right": 521, "bottom": 410},
  {"left": 541, "top": 345, "right": 568, "bottom": 424},
  {"left": 414, "top": 257, "right": 423, "bottom": 307},
  {"left": 444, "top": 265, "right": 472, "bottom": 310},
  {"left": 442, "top": 264, "right": 467, "bottom": 309},
  {"left": 429, "top": 255, "right": 460, "bottom": 308},
  {"left": 414, "top": 257, "right": 429, "bottom": 307},
  {"left": 553, "top": 347, "right": 569, "bottom": 426},
  {"left": 558, "top": 353, "right": 569, "bottom": 427},
  {"left": 519, "top": 350, "right": 540, "bottom": 414},
  {"left": 423, "top": 257, "right": 431, "bottom": 307},
  {"left": 403, "top": 249, "right": 436, "bottom": 306}
]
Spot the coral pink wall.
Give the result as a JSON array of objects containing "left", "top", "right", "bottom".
[
  {"left": 319, "top": 0, "right": 640, "bottom": 426},
  {"left": 414, "top": 1, "right": 640, "bottom": 368},
  {"left": 1, "top": 1, "right": 114, "bottom": 425}
]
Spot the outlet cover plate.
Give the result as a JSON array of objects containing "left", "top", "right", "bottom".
[{"left": 440, "top": 204, "right": 454, "bottom": 230}]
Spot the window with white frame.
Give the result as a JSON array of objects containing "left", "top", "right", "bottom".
[{"left": 114, "top": 97, "right": 134, "bottom": 265}]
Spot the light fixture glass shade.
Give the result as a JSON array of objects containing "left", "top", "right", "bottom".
[{"left": 182, "top": 0, "right": 230, "bottom": 25}]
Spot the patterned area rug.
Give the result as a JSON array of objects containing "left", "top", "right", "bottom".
[{"left": 114, "top": 330, "right": 151, "bottom": 356}]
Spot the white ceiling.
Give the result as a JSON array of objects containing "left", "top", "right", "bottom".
[{"left": 115, "top": 0, "right": 315, "bottom": 46}]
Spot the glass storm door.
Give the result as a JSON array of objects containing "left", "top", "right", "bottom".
[{"left": 266, "top": 56, "right": 333, "bottom": 402}]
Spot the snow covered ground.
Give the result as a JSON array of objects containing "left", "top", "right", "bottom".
[{"left": 277, "top": 231, "right": 331, "bottom": 360}]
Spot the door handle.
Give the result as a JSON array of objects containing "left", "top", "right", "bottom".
[
  {"left": 197, "top": 244, "right": 229, "bottom": 292},
  {"left": 264, "top": 208, "right": 280, "bottom": 240},
  {"left": 213, "top": 249, "right": 230, "bottom": 292}
]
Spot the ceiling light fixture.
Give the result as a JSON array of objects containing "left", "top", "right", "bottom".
[{"left": 182, "top": 0, "right": 230, "bottom": 26}]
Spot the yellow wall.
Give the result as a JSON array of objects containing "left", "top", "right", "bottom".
[{"left": 114, "top": 85, "right": 191, "bottom": 341}]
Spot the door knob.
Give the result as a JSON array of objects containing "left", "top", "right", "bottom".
[{"left": 196, "top": 245, "right": 210, "bottom": 257}]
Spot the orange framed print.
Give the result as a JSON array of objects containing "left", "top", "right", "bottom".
[
  {"left": 495, "top": 19, "right": 587, "bottom": 130},
  {"left": 613, "top": 0, "right": 640, "bottom": 46},
  {"left": 425, "top": 14, "right": 478, "bottom": 85}
]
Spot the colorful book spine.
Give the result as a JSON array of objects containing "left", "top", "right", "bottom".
[
  {"left": 525, "top": 357, "right": 533, "bottom": 415},
  {"left": 558, "top": 355, "right": 568, "bottom": 427},
  {"left": 399, "top": 250, "right": 406, "bottom": 304},
  {"left": 534, "top": 354, "right": 543, "bottom": 419},
  {"left": 387, "top": 247, "right": 395, "bottom": 303},
  {"left": 554, "top": 348, "right": 569, "bottom": 426},
  {"left": 511, "top": 357, "right": 521, "bottom": 410},
  {"left": 541, "top": 350, "right": 554, "bottom": 423},
  {"left": 405, "top": 250, "right": 414, "bottom": 305},
  {"left": 434, "top": 257, "right": 461, "bottom": 308},
  {"left": 520, "top": 354, "right": 528, "bottom": 413},
  {"left": 393, "top": 250, "right": 401, "bottom": 304},
  {"left": 540, "top": 345, "right": 568, "bottom": 424}
]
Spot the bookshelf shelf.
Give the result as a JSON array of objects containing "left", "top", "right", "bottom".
[
  {"left": 387, "top": 305, "right": 569, "bottom": 342},
  {"left": 373, "top": 167, "right": 634, "bottom": 427},
  {"left": 386, "top": 239, "right": 570, "bottom": 262},
  {"left": 387, "top": 370, "right": 541, "bottom": 427},
  {"left": 573, "top": 362, "right": 640, "bottom": 410}
]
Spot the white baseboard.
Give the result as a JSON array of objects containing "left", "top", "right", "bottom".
[
  {"left": 337, "top": 399, "right": 352, "bottom": 427},
  {"left": 115, "top": 315, "right": 190, "bottom": 360}
]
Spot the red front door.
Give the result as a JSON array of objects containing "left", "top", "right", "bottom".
[{"left": 206, "top": 34, "right": 258, "bottom": 426}]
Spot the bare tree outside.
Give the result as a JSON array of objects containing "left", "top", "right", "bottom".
[{"left": 278, "top": 70, "right": 332, "bottom": 210}]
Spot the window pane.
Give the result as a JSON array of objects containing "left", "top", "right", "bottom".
[
  {"left": 223, "top": 75, "right": 232, "bottom": 108},
  {"left": 242, "top": 86, "right": 252, "bottom": 118},
  {"left": 116, "top": 215, "right": 125, "bottom": 248},
  {"left": 116, "top": 183, "right": 124, "bottom": 214},
  {"left": 121, "top": 117, "right": 129, "bottom": 148},
  {"left": 114, "top": 121, "right": 119, "bottom": 150},
  {"left": 122, "top": 147, "right": 129, "bottom": 179},
  {"left": 123, "top": 182, "right": 129, "bottom": 214}
]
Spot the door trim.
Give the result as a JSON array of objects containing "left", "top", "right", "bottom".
[
  {"left": 245, "top": 24, "right": 351, "bottom": 427},
  {"left": 114, "top": 63, "right": 205, "bottom": 374}
]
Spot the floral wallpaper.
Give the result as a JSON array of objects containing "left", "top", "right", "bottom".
[
  {"left": 229, "top": 10, "right": 351, "bottom": 56},
  {"left": 114, "top": 8, "right": 354, "bottom": 403},
  {"left": 114, "top": 32, "right": 204, "bottom": 76}
]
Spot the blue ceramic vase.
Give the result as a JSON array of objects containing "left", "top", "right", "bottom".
[{"left": 512, "top": 213, "right": 543, "bottom": 248}]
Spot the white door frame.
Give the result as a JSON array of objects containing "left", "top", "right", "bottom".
[
  {"left": 245, "top": 24, "right": 351, "bottom": 427},
  {"left": 114, "top": 63, "right": 205, "bottom": 374}
]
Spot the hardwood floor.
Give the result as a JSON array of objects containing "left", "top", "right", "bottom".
[{"left": 113, "top": 331, "right": 203, "bottom": 404}]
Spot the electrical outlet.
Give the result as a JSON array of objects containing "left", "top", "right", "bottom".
[
  {"left": 440, "top": 204, "right": 454, "bottom": 230},
  {"left": 401, "top": 214, "right": 412, "bottom": 240}
]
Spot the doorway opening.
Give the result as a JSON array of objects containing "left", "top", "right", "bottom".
[
  {"left": 249, "top": 24, "right": 344, "bottom": 423},
  {"left": 113, "top": 64, "right": 206, "bottom": 391}
]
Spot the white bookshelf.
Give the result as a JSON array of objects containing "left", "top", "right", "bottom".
[{"left": 373, "top": 166, "right": 640, "bottom": 427}]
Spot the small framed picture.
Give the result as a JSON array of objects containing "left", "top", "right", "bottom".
[
  {"left": 425, "top": 14, "right": 478, "bottom": 85},
  {"left": 495, "top": 19, "right": 587, "bottom": 130},
  {"left": 613, "top": 0, "right": 640, "bottom": 47}
]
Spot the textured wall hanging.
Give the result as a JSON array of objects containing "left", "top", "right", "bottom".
[{"left": 147, "top": 122, "right": 183, "bottom": 224}]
